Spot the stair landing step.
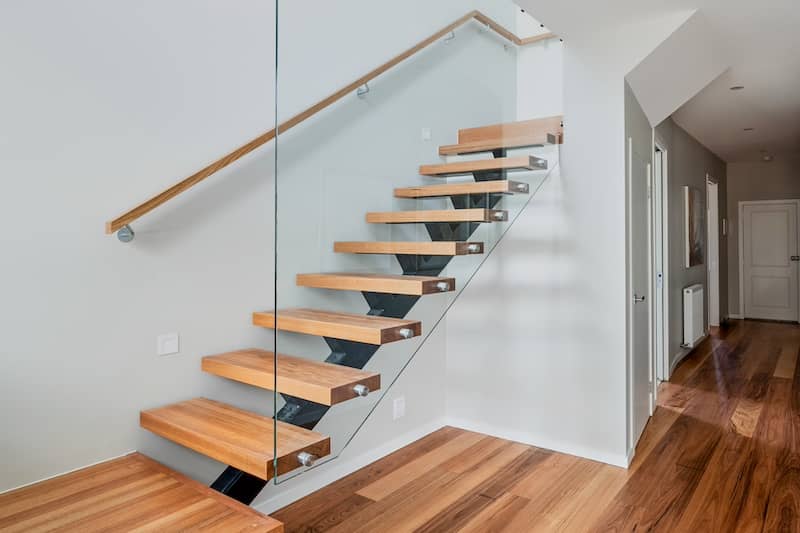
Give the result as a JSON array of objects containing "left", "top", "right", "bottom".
[
  {"left": 0, "top": 452, "right": 283, "bottom": 532},
  {"left": 203, "top": 349, "right": 380, "bottom": 406},
  {"left": 140, "top": 398, "right": 330, "bottom": 481},
  {"left": 253, "top": 308, "right": 421, "bottom": 345},
  {"left": 334, "top": 241, "right": 483, "bottom": 256},
  {"left": 439, "top": 116, "right": 564, "bottom": 155},
  {"left": 395, "top": 180, "right": 529, "bottom": 199},
  {"left": 366, "top": 208, "right": 507, "bottom": 224},
  {"left": 297, "top": 272, "right": 455, "bottom": 295},
  {"left": 419, "top": 156, "right": 546, "bottom": 176}
]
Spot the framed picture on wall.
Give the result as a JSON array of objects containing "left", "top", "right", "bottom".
[{"left": 684, "top": 186, "right": 705, "bottom": 267}]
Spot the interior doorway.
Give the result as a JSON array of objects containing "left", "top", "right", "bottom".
[
  {"left": 706, "top": 178, "right": 720, "bottom": 326},
  {"left": 652, "top": 145, "right": 669, "bottom": 382},
  {"left": 739, "top": 200, "right": 800, "bottom": 321}
]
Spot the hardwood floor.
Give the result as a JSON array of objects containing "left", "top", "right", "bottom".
[
  {"left": 0, "top": 453, "right": 283, "bottom": 532},
  {"left": 272, "top": 320, "right": 800, "bottom": 532}
]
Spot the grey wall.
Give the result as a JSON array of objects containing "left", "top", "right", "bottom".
[
  {"left": 655, "top": 118, "right": 727, "bottom": 369},
  {"left": 726, "top": 156, "right": 800, "bottom": 314}
]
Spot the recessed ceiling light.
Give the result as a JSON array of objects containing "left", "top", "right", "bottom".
[
  {"left": 743, "top": 127, "right": 755, "bottom": 131},
  {"left": 730, "top": 86, "right": 745, "bottom": 91}
]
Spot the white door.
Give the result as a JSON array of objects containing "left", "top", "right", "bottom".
[
  {"left": 628, "top": 137, "right": 652, "bottom": 448},
  {"left": 742, "top": 201, "right": 799, "bottom": 321},
  {"left": 707, "top": 180, "right": 720, "bottom": 326}
]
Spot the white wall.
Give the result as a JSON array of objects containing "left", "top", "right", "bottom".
[
  {"left": 654, "top": 118, "right": 727, "bottom": 371},
  {"left": 0, "top": 0, "right": 277, "bottom": 493},
  {"left": 0, "top": 0, "right": 518, "bottom": 495},
  {"left": 516, "top": 11, "right": 563, "bottom": 119},
  {"left": 446, "top": 0, "right": 698, "bottom": 466},
  {"left": 726, "top": 156, "right": 800, "bottom": 315}
]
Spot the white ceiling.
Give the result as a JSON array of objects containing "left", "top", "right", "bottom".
[{"left": 519, "top": 0, "right": 800, "bottom": 162}]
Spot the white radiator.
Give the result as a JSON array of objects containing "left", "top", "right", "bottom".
[{"left": 683, "top": 284, "right": 705, "bottom": 348}]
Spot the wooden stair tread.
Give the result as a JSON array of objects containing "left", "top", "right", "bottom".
[
  {"left": 203, "top": 349, "right": 380, "bottom": 406},
  {"left": 366, "top": 208, "right": 507, "bottom": 223},
  {"left": 334, "top": 241, "right": 483, "bottom": 256},
  {"left": 297, "top": 272, "right": 455, "bottom": 295},
  {"left": 0, "top": 452, "right": 283, "bottom": 532},
  {"left": 395, "top": 180, "right": 529, "bottom": 198},
  {"left": 419, "top": 156, "right": 546, "bottom": 176},
  {"left": 439, "top": 115, "right": 564, "bottom": 155},
  {"left": 439, "top": 135, "right": 560, "bottom": 155},
  {"left": 253, "top": 308, "right": 421, "bottom": 345},
  {"left": 140, "top": 398, "right": 330, "bottom": 481}
]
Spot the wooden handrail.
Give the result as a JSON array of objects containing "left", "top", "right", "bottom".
[{"left": 105, "top": 10, "right": 558, "bottom": 235}]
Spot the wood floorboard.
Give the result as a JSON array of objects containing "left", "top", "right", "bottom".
[{"left": 273, "top": 320, "right": 800, "bottom": 532}]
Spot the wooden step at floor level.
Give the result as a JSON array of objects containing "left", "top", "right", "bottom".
[
  {"left": 0, "top": 453, "right": 283, "bottom": 532},
  {"left": 367, "top": 208, "right": 507, "bottom": 224},
  {"left": 334, "top": 241, "right": 483, "bottom": 256},
  {"left": 439, "top": 115, "right": 564, "bottom": 155},
  {"left": 140, "top": 398, "right": 330, "bottom": 481},
  {"left": 395, "top": 180, "right": 529, "bottom": 199},
  {"left": 202, "top": 349, "right": 380, "bottom": 405},
  {"left": 297, "top": 273, "right": 455, "bottom": 295},
  {"left": 252, "top": 308, "right": 421, "bottom": 345},
  {"left": 419, "top": 156, "right": 546, "bottom": 177}
]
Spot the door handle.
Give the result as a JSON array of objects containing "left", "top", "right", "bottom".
[
  {"left": 633, "top": 295, "right": 646, "bottom": 303},
  {"left": 791, "top": 256, "right": 800, "bottom": 261}
]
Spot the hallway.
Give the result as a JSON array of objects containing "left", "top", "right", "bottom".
[{"left": 273, "top": 320, "right": 800, "bottom": 531}]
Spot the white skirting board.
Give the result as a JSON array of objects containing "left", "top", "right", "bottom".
[
  {"left": 444, "top": 417, "right": 629, "bottom": 468},
  {"left": 670, "top": 333, "right": 709, "bottom": 375}
]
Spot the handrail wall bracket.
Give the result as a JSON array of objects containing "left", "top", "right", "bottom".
[{"left": 117, "top": 225, "right": 135, "bottom": 243}]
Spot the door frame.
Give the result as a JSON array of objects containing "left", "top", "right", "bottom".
[
  {"left": 737, "top": 199, "right": 800, "bottom": 321},
  {"left": 706, "top": 177, "right": 720, "bottom": 326},
  {"left": 652, "top": 142, "right": 669, "bottom": 383},
  {"left": 626, "top": 135, "right": 655, "bottom": 453}
]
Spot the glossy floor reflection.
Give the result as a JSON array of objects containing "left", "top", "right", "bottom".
[{"left": 273, "top": 320, "right": 800, "bottom": 532}]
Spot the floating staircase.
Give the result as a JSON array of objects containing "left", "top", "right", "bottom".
[{"left": 133, "top": 116, "right": 561, "bottom": 518}]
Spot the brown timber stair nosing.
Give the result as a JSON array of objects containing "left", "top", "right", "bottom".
[
  {"left": 252, "top": 308, "right": 422, "bottom": 345},
  {"left": 419, "top": 155, "right": 546, "bottom": 177},
  {"left": 202, "top": 349, "right": 381, "bottom": 405},
  {"left": 333, "top": 241, "right": 484, "bottom": 256},
  {"left": 366, "top": 208, "right": 507, "bottom": 224},
  {"left": 394, "top": 180, "right": 529, "bottom": 198},
  {"left": 297, "top": 272, "right": 456, "bottom": 295},
  {"left": 139, "top": 398, "right": 330, "bottom": 481}
]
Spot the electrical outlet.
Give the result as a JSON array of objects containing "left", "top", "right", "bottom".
[
  {"left": 393, "top": 396, "right": 406, "bottom": 420},
  {"left": 157, "top": 332, "right": 180, "bottom": 356},
  {"left": 421, "top": 127, "right": 432, "bottom": 141}
]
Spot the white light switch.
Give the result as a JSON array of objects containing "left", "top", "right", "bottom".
[
  {"left": 393, "top": 396, "right": 406, "bottom": 420},
  {"left": 157, "top": 332, "right": 180, "bottom": 356},
  {"left": 421, "top": 128, "right": 432, "bottom": 141}
]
